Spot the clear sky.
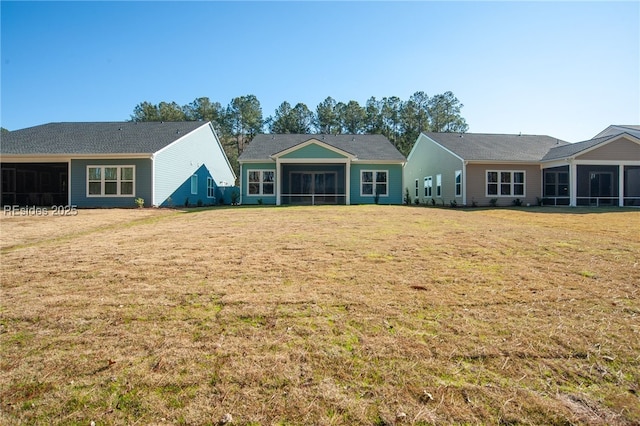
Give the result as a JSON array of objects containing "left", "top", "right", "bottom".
[{"left": 1, "top": 1, "right": 638, "bottom": 142}]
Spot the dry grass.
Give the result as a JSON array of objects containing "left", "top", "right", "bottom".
[{"left": 1, "top": 205, "right": 639, "bottom": 425}]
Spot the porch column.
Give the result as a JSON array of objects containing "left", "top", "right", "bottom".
[
  {"left": 569, "top": 162, "right": 577, "bottom": 207},
  {"left": 276, "top": 158, "right": 281, "bottom": 206},
  {"left": 619, "top": 165, "right": 624, "bottom": 207},
  {"left": 345, "top": 160, "right": 351, "bottom": 205}
]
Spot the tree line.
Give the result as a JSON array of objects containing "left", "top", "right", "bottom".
[{"left": 129, "top": 91, "right": 469, "bottom": 171}]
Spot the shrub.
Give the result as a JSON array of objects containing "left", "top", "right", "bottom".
[
  {"left": 404, "top": 188, "right": 411, "bottom": 205},
  {"left": 489, "top": 198, "right": 498, "bottom": 207},
  {"left": 134, "top": 197, "right": 144, "bottom": 208},
  {"left": 512, "top": 198, "right": 523, "bottom": 207}
]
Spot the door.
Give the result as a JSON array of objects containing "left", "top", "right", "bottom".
[
  {"left": 590, "top": 172, "right": 613, "bottom": 206},
  {"left": 289, "top": 172, "right": 337, "bottom": 204}
]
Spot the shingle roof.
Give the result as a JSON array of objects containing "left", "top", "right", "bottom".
[
  {"left": 1, "top": 121, "right": 208, "bottom": 155},
  {"left": 541, "top": 135, "right": 612, "bottom": 161},
  {"left": 238, "top": 134, "right": 406, "bottom": 162},
  {"left": 421, "top": 132, "right": 568, "bottom": 162}
]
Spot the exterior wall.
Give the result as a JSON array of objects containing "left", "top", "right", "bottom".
[
  {"left": 280, "top": 143, "right": 348, "bottom": 159},
  {"left": 577, "top": 138, "right": 640, "bottom": 161},
  {"left": 154, "top": 123, "right": 235, "bottom": 207},
  {"left": 465, "top": 163, "right": 542, "bottom": 207},
  {"left": 350, "top": 163, "right": 404, "bottom": 204},
  {"left": 240, "top": 161, "right": 277, "bottom": 205},
  {"left": 403, "top": 134, "right": 463, "bottom": 204},
  {"left": 70, "top": 158, "right": 152, "bottom": 207}
]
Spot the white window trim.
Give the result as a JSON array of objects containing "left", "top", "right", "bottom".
[
  {"left": 455, "top": 170, "right": 462, "bottom": 197},
  {"left": 486, "top": 170, "right": 526, "bottom": 197},
  {"left": 436, "top": 174, "right": 442, "bottom": 198},
  {"left": 247, "top": 169, "right": 275, "bottom": 196},
  {"left": 414, "top": 179, "right": 419, "bottom": 198},
  {"left": 360, "top": 170, "right": 388, "bottom": 197},
  {"left": 207, "top": 177, "right": 215, "bottom": 199},
  {"left": 191, "top": 175, "right": 198, "bottom": 195},
  {"left": 424, "top": 176, "right": 432, "bottom": 198},
  {"left": 86, "top": 165, "right": 135, "bottom": 197}
]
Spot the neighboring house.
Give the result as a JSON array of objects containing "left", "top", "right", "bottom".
[
  {"left": 404, "top": 127, "right": 640, "bottom": 207},
  {"left": 1, "top": 121, "right": 236, "bottom": 208},
  {"left": 237, "top": 134, "right": 406, "bottom": 205}
]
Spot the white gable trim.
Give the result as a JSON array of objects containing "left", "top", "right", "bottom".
[
  {"left": 571, "top": 133, "right": 640, "bottom": 160},
  {"left": 271, "top": 138, "right": 356, "bottom": 160},
  {"left": 408, "top": 133, "right": 465, "bottom": 163}
]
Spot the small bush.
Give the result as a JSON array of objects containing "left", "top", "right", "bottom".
[
  {"left": 489, "top": 198, "right": 498, "bottom": 207},
  {"left": 450, "top": 200, "right": 458, "bottom": 208},
  {"left": 197, "top": 199, "right": 203, "bottom": 207},
  {"left": 134, "top": 198, "right": 144, "bottom": 208},
  {"left": 512, "top": 198, "right": 523, "bottom": 207}
]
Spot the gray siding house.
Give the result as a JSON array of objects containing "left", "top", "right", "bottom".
[
  {"left": 1, "top": 121, "right": 236, "bottom": 208},
  {"left": 404, "top": 127, "right": 640, "bottom": 207},
  {"left": 238, "top": 134, "right": 406, "bottom": 205}
]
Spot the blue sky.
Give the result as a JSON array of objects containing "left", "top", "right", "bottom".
[{"left": 1, "top": 1, "right": 638, "bottom": 142}]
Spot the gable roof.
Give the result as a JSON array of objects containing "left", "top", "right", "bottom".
[
  {"left": 421, "top": 132, "right": 568, "bottom": 162},
  {"left": 1, "top": 121, "right": 208, "bottom": 155},
  {"left": 593, "top": 125, "right": 640, "bottom": 139},
  {"left": 542, "top": 132, "right": 640, "bottom": 161},
  {"left": 239, "top": 134, "right": 406, "bottom": 162}
]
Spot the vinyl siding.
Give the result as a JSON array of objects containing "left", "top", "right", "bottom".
[
  {"left": 154, "top": 123, "right": 235, "bottom": 207},
  {"left": 350, "top": 163, "right": 404, "bottom": 204},
  {"left": 465, "top": 164, "right": 542, "bottom": 206},
  {"left": 280, "top": 142, "right": 348, "bottom": 159},
  {"left": 70, "top": 158, "right": 152, "bottom": 207},
  {"left": 403, "top": 134, "right": 463, "bottom": 204},
  {"left": 240, "top": 162, "right": 277, "bottom": 205},
  {"left": 577, "top": 138, "right": 640, "bottom": 161}
]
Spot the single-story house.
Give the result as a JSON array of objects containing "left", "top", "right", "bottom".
[
  {"left": 1, "top": 121, "right": 236, "bottom": 208},
  {"left": 237, "top": 134, "right": 406, "bottom": 205},
  {"left": 404, "top": 126, "right": 640, "bottom": 207}
]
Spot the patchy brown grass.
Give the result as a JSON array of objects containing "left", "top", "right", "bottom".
[{"left": 1, "top": 205, "right": 639, "bottom": 425}]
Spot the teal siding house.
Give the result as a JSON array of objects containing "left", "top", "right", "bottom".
[
  {"left": 1, "top": 122, "right": 236, "bottom": 207},
  {"left": 238, "top": 134, "right": 406, "bottom": 205}
]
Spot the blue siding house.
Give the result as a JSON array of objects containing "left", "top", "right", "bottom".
[
  {"left": 1, "top": 121, "right": 236, "bottom": 208},
  {"left": 238, "top": 134, "right": 406, "bottom": 205}
]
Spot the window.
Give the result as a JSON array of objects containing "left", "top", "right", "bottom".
[
  {"left": 487, "top": 170, "right": 525, "bottom": 197},
  {"left": 248, "top": 170, "right": 275, "bottom": 195},
  {"left": 207, "top": 177, "right": 216, "bottom": 198},
  {"left": 455, "top": 170, "right": 462, "bottom": 197},
  {"left": 87, "top": 166, "right": 134, "bottom": 197},
  {"left": 436, "top": 174, "right": 442, "bottom": 197},
  {"left": 191, "top": 175, "right": 198, "bottom": 195},
  {"left": 424, "top": 176, "right": 432, "bottom": 197},
  {"left": 414, "top": 179, "right": 419, "bottom": 198},
  {"left": 544, "top": 171, "right": 569, "bottom": 197},
  {"left": 361, "top": 170, "right": 388, "bottom": 196}
]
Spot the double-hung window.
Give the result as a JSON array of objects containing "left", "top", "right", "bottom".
[
  {"left": 361, "top": 170, "right": 388, "bottom": 196},
  {"left": 414, "top": 179, "right": 419, "bottom": 198},
  {"left": 207, "top": 177, "right": 216, "bottom": 198},
  {"left": 436, "top": 174, "right": 442, "bottom": 197},
  {"left": 248, "top": 170, "right": 275, "bottom": 195},
  {"left": 424, "top": 176, "right": 432, "bottom": 197},
  {"left": 87, "top": 166, "right": 134, "bottom": 197},
  {"left": 487, "top": 170, "right": 525, "bottom": 197},
  {"left": 190, "top": 175, "right": 198, "bottom": 195},
  {"left": 455, "top": 170, "right": 462, "bottom": 197}
]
